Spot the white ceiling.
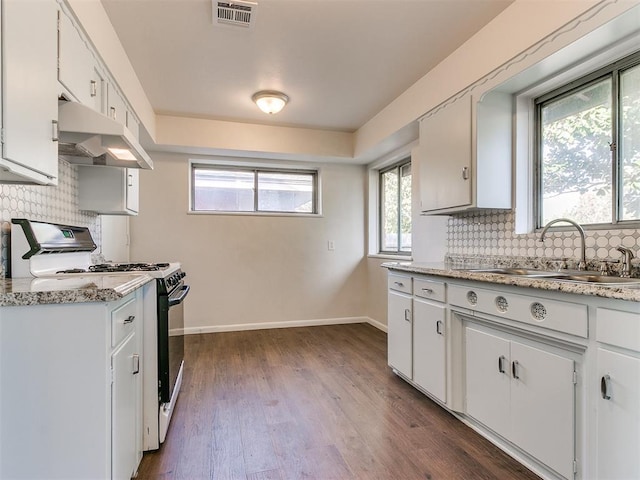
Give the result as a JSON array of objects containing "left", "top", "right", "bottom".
[{"left": 101, "top": 0, "right": 513, "bottom": 133}]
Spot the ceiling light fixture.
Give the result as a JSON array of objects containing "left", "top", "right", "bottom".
[{"left": 252, "top": 90, "right": 289, "bottom": 114}]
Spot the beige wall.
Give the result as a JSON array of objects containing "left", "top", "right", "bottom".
[{"left": 130, "top": 153, "right": 370, "bottom": 332}]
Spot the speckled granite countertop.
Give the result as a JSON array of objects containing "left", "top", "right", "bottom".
[
  {"left": 384, "top": 261, "right": 640, "bottom": 303},
  {"left": 0, "top": 274, "right": 154, "bottom": 306}
]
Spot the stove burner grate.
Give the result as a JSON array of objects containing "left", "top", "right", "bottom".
[{"left": 88, "top": 262, "right": 171, "bottom": 273}]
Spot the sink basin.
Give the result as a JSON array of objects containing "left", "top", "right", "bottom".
[
  {"left": 464, "top": 268, "right": 640, "bottom": 285},
  {"left": 465, "top": 268, "right": 567, "bottom": 278},
  {"left": 549, "top": 274, "right": 640, "bottom": 285}
]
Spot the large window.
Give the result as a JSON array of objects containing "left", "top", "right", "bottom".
[
  {"left": 192, "top": 164, "right": 318, "bottom": 214},
  {"left": 380, "top": 159, "right": 411, "bottom": 254},
  {"left": 536, "top": 52, "right": 640, "bottom": 227}
]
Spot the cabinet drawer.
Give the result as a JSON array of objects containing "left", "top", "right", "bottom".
[
  {"left": 414, "top": 277, "right": 445, "bottom": 302},
  {"left": 449, "top": 284, "right": 588, "bottom": 338},
  {"left": 596, "top": 308, "right": 640, "bottom": 352},
  {"left": 388, "top": 273, "right": 412, "bottom": 294},
  {"left": 111, "top": 297, "right": 137, "bottom": 347}
]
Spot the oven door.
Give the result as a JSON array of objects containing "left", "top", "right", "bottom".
[{"left": 158, "top": 282, "right": 189, "bottom": 403}]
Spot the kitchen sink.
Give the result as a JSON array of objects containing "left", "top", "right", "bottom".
[
  {"left": 463, "top": 268, "right": 640, "bottom": 285},
  {"left": 547, "top": 274, "right": 640, "bottom": 285},
  {"left": 464, "top": 267, "right": 568, "bottom": 277}
]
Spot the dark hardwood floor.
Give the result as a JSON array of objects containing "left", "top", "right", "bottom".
[{"left": 137, "top": 323, "right": 540, "bottom": 480}]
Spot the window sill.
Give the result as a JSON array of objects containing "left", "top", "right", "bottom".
[
  {"left": 188, "top": 210, "right": 323, "bottom": 218},
  {"left": 368, "top": 253, "right": 413, "bottom": 261}
]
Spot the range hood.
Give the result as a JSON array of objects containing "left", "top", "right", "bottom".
[{"left": 57, "top": 101, "right": 153, "bottom": 170}]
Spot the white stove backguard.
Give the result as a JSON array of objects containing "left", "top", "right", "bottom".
[{"left": 11, "top": 227, "right": 92, "bottom": 278}]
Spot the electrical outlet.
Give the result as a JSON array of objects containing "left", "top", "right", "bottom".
[{"left": 327, "top": 240, "right": 335, "bottom": 251}]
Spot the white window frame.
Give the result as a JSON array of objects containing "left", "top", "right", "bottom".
[
  {"left": 514, "top": 30, "right": 640, "bottom": 234},
  {"left": 367, "top": 141, "right": 416, "bottom": 259},
  {"left": 188, "top": 158, "right": 322, "bottom": 217}
]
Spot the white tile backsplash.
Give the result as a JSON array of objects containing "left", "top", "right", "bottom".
[
  {"left": 447, "top": 209, "right": 640, "bottom": 262},
  {"left": 0, "top": 159, "right": 100, "bottom": 277}
]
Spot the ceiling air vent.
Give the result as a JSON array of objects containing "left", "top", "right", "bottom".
[{"left": 213, "top": 1, "right": 258, "bottom": 29}]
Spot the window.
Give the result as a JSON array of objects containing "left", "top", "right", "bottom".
[
  {"left": 380, "top": 159, "right": 411, "bottom": 253},
  {"left": 536, "top": 51, "right": 640, "bottom": 227},
  {"left": 192, "top": 164, "right": 318, "bottom": 214}
]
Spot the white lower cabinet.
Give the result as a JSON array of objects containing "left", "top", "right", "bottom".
[
  {"left": 0, "top": 290, "right": 144, "bottom": 479},
  {"left": 465, "top": 326, "right": 576, "bottom": 479},
  {"left": 413, "top": 298, "right": 446, "bottom": 403},
  {"left": 594, "top": 307, "right": 640, "bottom": 480},
  {"left": 112, "top": 331, "right": 139, "bottom": 480},
  {"left": 387, "top": 288, "right": 413, "bottom": 378},
  {"left": 596, "top": 348, "right": 640, "bottom": 479}
]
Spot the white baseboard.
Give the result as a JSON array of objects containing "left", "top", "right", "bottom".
[{"left": 183, "top": 316, "right": 387, "bottom": 335}]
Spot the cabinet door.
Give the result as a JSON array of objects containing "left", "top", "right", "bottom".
[
  {"left": 126, "top": 168, "right": 139, "bottom": 213},
  {"left": 413, "top": 298, "right": 446, "bottom": 403},
  {"left": 388, "top": 290, "right": 412, "bottom": 379},
  {"left": 107, "top": 83, "right": 127, "bottom": 125},
  {"left": 510, "top": 341, "right": 575, "bottom": 480},
  {"left": 465, "top": 327, "right": 510, "bottom": 438},
  {"left": 419, "top": 96, "right": 472, "bottom": 212},
  {"left": 1, "top": 0, "right": 58, "bottom": 184},
  {"left": 58, "top": 11, "right": 94, "bottom": 105},
  {"left": 596, "top": 348, "right": 640, "bottom": 480},
  {"left": 112, "top": 332, "right": 138, "bottom": 480},
  {"left": 90, "top": 65, "right": 106, "bottom": 114}
]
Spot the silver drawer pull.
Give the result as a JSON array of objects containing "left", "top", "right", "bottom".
[
  {"left": 132, "top": 354, "right": 140, "bottom": 375},
  {"left": 422, "top": 287, "right": 434, "bottom": 294},
  {"left": 436, "top": 320, "right": 444, "bottom": 335},
  {"left": 394, "top": 281, "right": 404, "bottom": 287},
  {"left": 123, "top": 315, "right": 135, "bottom": 324},
  {"left": 498, "top": 355, "right": 506, "bottom": 374},
  {"left": 404, "top": 308, "right": 411, "bottom": 323},
  {"left": 601, "top": 374, "right": 611, "bottom": 400},
  {"left": 51, "top": 120, "right": 59, "bottom": 142},
  {"left": 512, "top": 360, "right": 520, "bottom": 379},
  {"left": 462, "top": 166, "right": 470, "bottom": 180},
  {"left": 90, "top": 80, "right": 97, "bottom": 97}
]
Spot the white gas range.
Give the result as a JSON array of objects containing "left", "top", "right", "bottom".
[{"left": 10, "top": 218, "right": 188, "bottom": 451}]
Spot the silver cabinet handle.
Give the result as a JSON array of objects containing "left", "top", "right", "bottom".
[
  {"left": 512, "top": 360, "right": 520, "bottom": 379},
  {"left": 51, "top": 120, "right": 59, "bottom": 142},
  {"left": 132, "top": 354, "right": 140, "bottom": 375},
  {"left": 404, "top": 308, "right": 411, "bottom": 323},
  {"left": 436, "top": 320, "right": 444, "bottom": 335},
  {"left": 601, "top": 374, "right": 611, "bottom": 400},
  {"left": 462, "top": 166, "right": 470, "bottom": 180},
  {"left": 498, "top": 355, "right": 506, "bottom": 374},
  {"left": 124, "top": 315, "right": 135, "bottom": 324},
  {"left": 128, "top": 174, "right": 133, "bottom": 187},
  {"left": 394, "top": 281, "right": 404, "bottom": 287},
  {"left": 422, "top": 287, "right": 434, "bottom": 294},
  {"left": 90, "top": 80, "right": 97, "bottom": 97},
  {"left": 110, "top": 106, "right": 117, "bottom": 120}
]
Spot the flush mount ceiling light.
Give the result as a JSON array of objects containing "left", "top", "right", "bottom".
[{"left": 252, "top": 90, "right": 289, "bottom": 115}]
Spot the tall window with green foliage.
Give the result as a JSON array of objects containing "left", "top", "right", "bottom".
[
  {"left": 537, "top": 52, "right": 640, "bottom": 227},
  {"left": 380, "top": 159, "right": 411, "bottom": 253}
]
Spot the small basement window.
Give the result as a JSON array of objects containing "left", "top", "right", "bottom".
[{"left": 191, "top": 164, "right": 319, "bottom": 214}]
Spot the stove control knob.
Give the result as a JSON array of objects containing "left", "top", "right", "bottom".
[
  {"left": 167, "top": 277, "right": 175, "bottom": 287},
  {"left": 180, "top": 271, "right": 186, "bottom": 279}
]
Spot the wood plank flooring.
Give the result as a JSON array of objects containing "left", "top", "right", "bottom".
[{"left": 137, "top": 323, "right": 540, "bottom": 480}]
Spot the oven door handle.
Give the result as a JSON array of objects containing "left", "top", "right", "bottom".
[{"left": 168, "top": 284, "right": 190, "bottom": 307}]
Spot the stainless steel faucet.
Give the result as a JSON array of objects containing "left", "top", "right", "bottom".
[
  {"left": 615, "top": 246, "right": 635, "bottom": 277},
  {"left": 540, "top": 218, "right": 587, "bottom": 270}
]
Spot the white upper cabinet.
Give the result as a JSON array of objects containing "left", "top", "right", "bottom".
[
  {"left": 0, "top": 0, "right": 59, "bottom": 185},
  {"left": 58, "top": 10, "right": 95, "bottom": 106},
  {"left": 419, "top": 91, "right": 512, "bottom": 214},
  {"left": 78, "top": 165, "right": 140, "bottom": 215},
  {"left": 107, "top": 82, "right": 128, "bottom": 126}
]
